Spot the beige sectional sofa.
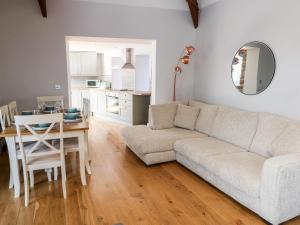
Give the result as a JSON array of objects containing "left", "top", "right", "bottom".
[{"left": 122, "top": 100, "right": 300, "bottom": 225}]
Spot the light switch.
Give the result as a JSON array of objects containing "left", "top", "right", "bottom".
[{"left": 55, "top": 84, "right": 62, "bottom": 90}]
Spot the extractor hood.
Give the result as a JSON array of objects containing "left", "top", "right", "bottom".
[{"left": 122, "top": 48, "right": 135, "bottom": 69}]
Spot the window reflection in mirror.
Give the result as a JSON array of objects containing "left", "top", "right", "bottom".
[{"left": 231, "top": 42, "right": 275, "bottom": 95}]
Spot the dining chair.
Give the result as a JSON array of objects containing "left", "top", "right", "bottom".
[
  {"left": 14, "top": 113, "right": 67, "bottom": 206},
  {"left": 0, "top": 105, "right": 11, "bottom": 131},
  {"left": 37, "top": 96, "right": 64, "bottom": 111},
  {"left": 8, "top": 101, "right": 18, "bottom": 123},
  {"left": 0, "top": 105, "right": 15, "bottom": 188},
  {"left": 82, "top": 98, "right": 91, "bottom": 122}
]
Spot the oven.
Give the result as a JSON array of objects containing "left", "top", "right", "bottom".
[{"left": 106, "top": 92, "right": 119, "bottom": 115}]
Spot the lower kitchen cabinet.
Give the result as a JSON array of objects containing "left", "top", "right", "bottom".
[{"left": 119, "top": 93, "right": 150, "bottom": 125}]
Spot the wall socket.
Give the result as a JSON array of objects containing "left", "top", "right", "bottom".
[{"left": 55, "top": 84, "right": 62, "bottom": 90}]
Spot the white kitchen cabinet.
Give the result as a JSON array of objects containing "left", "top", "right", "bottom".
[
  {"left": 97, "top": 91, "right": 106, "bottom": 113},
  {"left": 90, "top": 91, "right": 98, "bottom": 113},
  {"left": 71, "top": 89, "right": 90, "bottom": 109},
  {"left": 69, "top": 52, "right": 98, "bottom": 76},
  {"left": 71, "top": 90, "right": 82, "bottom": 109},
  {"left": 69, "top": 53, "right": 81, "bottom": 75},
  {"left": 119, "top": 92, "right": 150, "bottom": 125},
  {"left": 81, "top": 53, "right": 98, "bottom": 75},
  {"left": 90, "top": 90, "right": 106, "bottom": 114}
]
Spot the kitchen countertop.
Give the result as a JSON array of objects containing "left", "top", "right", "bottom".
[{"left": 72, "top": 87, "right": 151, "bottom": 96}]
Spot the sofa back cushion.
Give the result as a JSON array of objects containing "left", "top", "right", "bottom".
[
  {"left": 174, "top": 104, "right": 200, "bottom": 130},
  {"left": 188, "top": 100, "right": 207, "bottom": 110},
  {"left": 211, "top": 106, "right": 258, "bottom": 149},
  {"left": 271, "top": 122, "right": 300, "bottom": 156},
  {"left": 149, "top": 103, "right": 177, "bottom": 130},
  {"left": 195, "top": 104, "right": 219, "bottom": 135},
  {"left": 250, "top": 113, "right": 290, "bottom": 157}
]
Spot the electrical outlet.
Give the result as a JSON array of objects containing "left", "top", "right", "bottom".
[{"left": 55, "top": 84, "right": 62, "bottom": 90}]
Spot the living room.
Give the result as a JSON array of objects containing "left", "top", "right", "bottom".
[{"left": 0, "top": 0, "right": 300, "bottom": 225}]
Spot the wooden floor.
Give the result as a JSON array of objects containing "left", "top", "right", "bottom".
[{"left": 0, "top": 117, "right": 299, "bottom": 225}]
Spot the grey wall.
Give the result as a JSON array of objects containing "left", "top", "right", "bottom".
[
  {"left": 0, "top": 0, "right": 196, "bottom": 110},
  {"left": 194, "top": 0, "right": 300, "bottom": 120}
]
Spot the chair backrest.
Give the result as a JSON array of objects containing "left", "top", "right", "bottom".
[
  {"left": 0, "top": 105, "right": 11, "bottom": 131},
  {"left": 37, "top": 96, "right": 64, "bottom": 110},
  {"left": 8, "top": 101, "right": 18, "bottom": 122},
  {"left": 82, "top": 98, "right": 91, "bottom": 121},
  {"left": 14, "top": 113, "right": 64, "bottom": 165}
]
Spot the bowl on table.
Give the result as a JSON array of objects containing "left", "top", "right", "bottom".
[
  {"left": 64, "top": 113, "right": 78, "bottom": 120},
  {"left": 66, "top": 108, "right": 78, "bottom": 113},
  {"left": 44, "top": 106, "right": 55, "bottom": 112},
  {"left": 21, "top": 110, "right": 34, "bottom": 116},
  {"left": 32, "top": 123, "right": 51, "bottom": 131}
]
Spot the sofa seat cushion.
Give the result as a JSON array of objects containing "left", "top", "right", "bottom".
[
  {"left": 204, "top": 152, "right": 266, "bottom": 198},
  {"left": 175, "top": 137, "right": 266, "bottom": 198},
  {"left": 211, "top": 106, "right": 258, "bottom": 149},
  {"left": 174, "top": 137, "right": 245, "bottom": 163},
  {"left": 122, "top": 125, "right": 207, "bottom": 155}
]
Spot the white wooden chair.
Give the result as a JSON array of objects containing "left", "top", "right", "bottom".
[
  {"left": 15, "top": 113, "right": 67, "bottom": 206},
  {"left": 0, "top": 105, "right": 11, "bottom": 131},
  {"left": 8, "top": 101, "right": 18, "bottom": 123},
  {"left": 64, "top": 98, "right": 90, "bottom": 155},
  {"left": 37, "top": 96, "right": 64, "bottom": 111},
  {"left": 0, "top": 105, "right": 14, "bottom": 187},
  {"left": 82, "top": 98, "right": 91, "bottom": 122}
]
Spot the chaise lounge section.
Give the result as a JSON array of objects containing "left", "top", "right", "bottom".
[{"left": 122, "top": 100, "right": 300, "bottom": 225}]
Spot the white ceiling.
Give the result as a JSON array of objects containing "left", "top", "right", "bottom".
[{"left": 73, "top": 0, "right": 221, "bottom": 10}]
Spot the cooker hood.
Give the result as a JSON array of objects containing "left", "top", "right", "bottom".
[{"left": 122, "top": 48, "right": 135, "bottom": 69}]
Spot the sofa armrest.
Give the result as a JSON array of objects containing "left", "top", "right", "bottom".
[
  {"left": 260, "top": 153, "right": 300, "bottom": 225},
  {"left": 148, "top": 103, "right": 178, "bottom": 130}
]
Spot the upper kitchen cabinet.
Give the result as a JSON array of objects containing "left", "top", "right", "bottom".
[{"left": 69, "top": 52, "right": 99, "bottom": 76}]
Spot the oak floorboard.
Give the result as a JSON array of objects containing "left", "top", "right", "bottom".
[{"left": 0, "top": 117, "right": 299, "bottom": 225}]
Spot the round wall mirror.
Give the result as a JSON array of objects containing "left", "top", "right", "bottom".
[{"left": 231, "top": 41, "right": 276, "bottom": 95}]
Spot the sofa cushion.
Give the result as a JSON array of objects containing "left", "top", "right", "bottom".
[
  {"left": 189, "top": 100, "right": 207, "bottom": 110},
  {"left": 174, "top": 137, "right": 246, "bottom": 166},
  {"left": 211, "top": 106, "right": 258, "bottom": 149},
  {"left": 122, "top": 125, "right": 207, "bottom": 155},
  {"left": 271, "top": 122, "right": 300, "bottom": 156},
  {"left": 195, "top": 104, "right": 219, "bottom": 135},
  {"left": 174, "top": 104, "right": 199, "bottom": 130},
  {"left": 250, "top": 113, "right": 290, "bottom": 157},
  {"left": 149, "top": 103, "right": 178, "bottom": 130},
  {"left": 204, "top": 152, "right": 266, "bottom": 198}
]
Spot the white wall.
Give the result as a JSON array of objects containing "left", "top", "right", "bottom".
[
  {"left": 0, "top": 0, "right": 196, "bottom": 110},
  {"left": 194, "top": 0, "right": 300, "bottom": 120}
]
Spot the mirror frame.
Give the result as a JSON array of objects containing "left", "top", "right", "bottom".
[{"left": 231, "top": 41, "right": 276, "bottom": 95}]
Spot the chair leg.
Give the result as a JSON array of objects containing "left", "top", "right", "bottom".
[
  {"left": 46, "top": 169, "right": 52, "bottom": 182},
  {"left": 29, "top": 170, "right": 34, "bottom": 188},
  {"left": 9, "top": 171, "right": 14, "bottom": 189},
  {"left": 61, "top": 164, "right": 67, "bottom": 199},
  {"left": 54, "top": 167, "right": 58, "bottom": 181},
  {"left": 23, "top": 170, "right": 29, "bottom": 207}
]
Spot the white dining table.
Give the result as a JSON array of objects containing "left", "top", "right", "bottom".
[{"left": 0, "top": 120, "right": 91, "bottom": 198}]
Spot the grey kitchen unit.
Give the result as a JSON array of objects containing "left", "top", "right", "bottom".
[{"left": 119, "top": 92, "right": 150, "bottom": 125}]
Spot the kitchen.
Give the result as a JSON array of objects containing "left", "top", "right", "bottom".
[{"left": 66, "top": 37, "right": 155, "bottom": 125}]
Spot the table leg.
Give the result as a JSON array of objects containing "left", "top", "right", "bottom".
[
  {"left": 78, "top": 133, "right": 87, "bottom": 186},
  {"left": 6, "top": 137, "right": 20, "bottom": 198},
  {"left": 84, "top": 131, "right": 92, "bottom": 175}
]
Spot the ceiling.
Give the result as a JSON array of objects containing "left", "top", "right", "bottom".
[{"left": 73, "top": 0, "right": 221, "bottom": 10}]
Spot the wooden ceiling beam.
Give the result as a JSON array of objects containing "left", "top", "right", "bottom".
[
  {"left": 38, "top": 0, "right": 47, "bottom": 18},
  {"left": 186, "top": 0, "right": 200, "bottom": 29}
]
